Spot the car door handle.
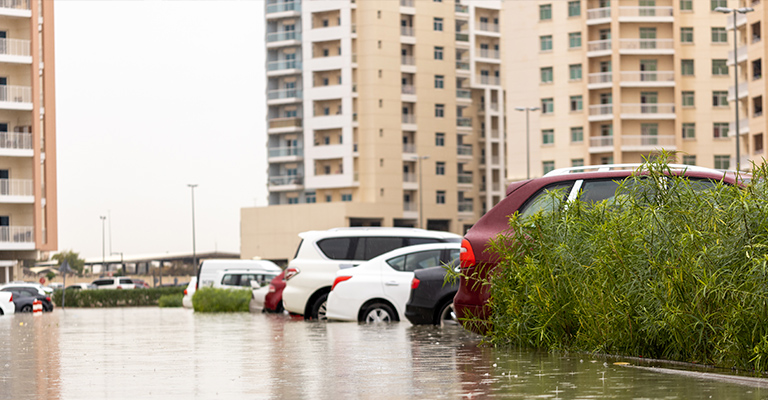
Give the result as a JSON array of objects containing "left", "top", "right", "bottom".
[{"left": 385, "top": 281, "right": 399, "bottom": 286}]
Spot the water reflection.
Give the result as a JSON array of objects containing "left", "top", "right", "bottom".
[{"left": 0, "top": 308, "right": 766, "bottom": 399}]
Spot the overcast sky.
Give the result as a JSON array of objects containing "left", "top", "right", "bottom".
[{"left": 55, "top": 0, "right": 268, "bottom": 259}]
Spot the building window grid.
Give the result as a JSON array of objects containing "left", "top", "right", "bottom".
[
  {"left": 711, "top": 0, "right": 727, "bottom": 11},
  {"left": 435, "top": 132, "right": 445, "bottom": 146},
  {"left": 434, "top": 46, "right": 444, "bottom": 60},
  {"left": 681, "top": 59, "right": 695, "bottom": 76},
  {"left": 542, "top": 161, "right": 555, "bottom": 174},
  {"left": 570, "top": 95, "right": 583, "bottom": 112},
  {"left": 436, "top": 190, "right": 446, "bottom": 204},
  {"left": 712, "top": 27, "right": 727, "bottom": 43},
  {"left": 713, "top": 122, "right": 730, "bottom": 138},
  {"left": 568, "top": 1, "right": 581, "bottom": 17},
  {"left": 682, "top": 91, "right": 695, "bottom": 107},
  {"left": 681, "top": 27, "right": 694, "bottom": 43},
  {"left": 435, "top": 104, "right": 445, "bottom": 117},
  {"left": 569, "top": 32, "right": 582, "bottom": 49},
  {"left": 542, "top": 98, "right": 554, "bottom": 114},
  {"left": 712, "top": 91, "right": 728, "bottom": 107},
  {"left": 434, "top": 75, "right": 444, "bottom": 89},
  {"left": 542, "top": 129, "right": 554, "bottom": 145},
  {"left": 540, "top": 35, "right": 553, "bottom": 51},
  {"left": 714, "top": 155, "right": 730, "bottom": 169},
  {"left": 683, "top": 155, "right": 696, "bottom": 165},
  {"left": 571, "top": 158, "right": 584, "bottom": 167},
  {"left": 540, "top": 4, "right": 552, "bottom": 21},
  {"left": 682, "top": 123, "right": 696, "bottom": 139},
  {"left": 541, "top": 67, "right": 553, "bottom": 83},
  {"left": 435, "top": 162, "right": 445, "bottom": 175},
  {"left": 569, "top": 64, "right": 582, "bottom": 81},
  {"left": 712, "top": 59, "right": 728, "bottom": 76},
  {"left": 433, "top": 17, "right": 443, "bottom": 31},
  {"left": 571, "top": 127, "right": 584, "bottom": 143},
  {"left": 680, "top": 0, "right": 693, "bottom": 11}
]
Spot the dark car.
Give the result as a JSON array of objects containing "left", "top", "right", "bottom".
[
  {"left": 405, "top": 260, "right": 460, "bottom": 326},
  {"left": 0, "top": 284, "right": 54, "bottom": 312},
  {"left": 454, "top": 164, "right": 743, "bottom": 334}
]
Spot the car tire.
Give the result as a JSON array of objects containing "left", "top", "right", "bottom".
[
  {"left": 437, "top": 301, "right": 459, "bottom": 327},
  {"left": 308, "top": 293, "right": 328, "bottom": 321},
  {"left": 360, "top": 302, "right": 396, "bottom": 323},
  {"left": 0, "top": 308, "right": 3, "bottom": 315},
  {"left": 20, "top": 304, "right": 32, "bottom": 313}
]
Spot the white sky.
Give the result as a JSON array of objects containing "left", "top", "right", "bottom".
[{"left": 54, "top": 0, "right": 268, "bottom": 259}]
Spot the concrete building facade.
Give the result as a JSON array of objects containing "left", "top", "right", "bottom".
[{"left": 0, "top": 0, "right": 57, "bottom": 282}]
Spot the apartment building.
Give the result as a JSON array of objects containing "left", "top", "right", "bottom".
[
  {"left": 505, "top": 0, "right": 748, "bottom": 180},
  {"left": 0, "top": 0, "right": 57, "bottom": 283},
  {"left": 241, "top": 0, "right": 504, "bottom": 262}
]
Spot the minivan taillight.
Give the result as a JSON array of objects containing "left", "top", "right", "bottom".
[
  {"left": 460, "top": 239, "right": 475, "bottom": 269},
  {"left": 284, "top": 267, "right": 300, "bottom": 281},
  {"left": 411, "top": 278, "right": 420, "bottom": 290},
  {"left": 331, "top": 275, "right": 352, "bottom": 291}
]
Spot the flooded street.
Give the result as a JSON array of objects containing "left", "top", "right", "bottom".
[{"left": 1, "top": 308, "right": 767, "bottom": 399}]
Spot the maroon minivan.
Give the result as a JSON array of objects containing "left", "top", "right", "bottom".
[{"left": 454, "top": 164, "right": 742, "bottom": 334}]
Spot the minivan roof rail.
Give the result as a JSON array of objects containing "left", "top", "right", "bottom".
[{"left": 543, "top": 163, "right": 721, "bottom": 177}]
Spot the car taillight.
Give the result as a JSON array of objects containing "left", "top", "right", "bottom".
[
  {"left": 331, "top": 275, "right": 352, "bottom": 291},
  {"left": 284, "top": 267, "right": 300, "bottom": 281},
  {"left": 460, "top": 239, "right": 475, "bottom": 268},
  {"left": 8, "top": 294, "right": 11, "bottom": 302},
  {"left": 45, "top": 297, "right": 51, "bottom": 302},
  {"left": 411, "top": 278, "right": 420, "bottom": 290},
  {"left": 268, "top": 284, "right": 276, "bottom": 293},
  {"left": 117, "top": 286, "right": 123, "bottom": 290}
]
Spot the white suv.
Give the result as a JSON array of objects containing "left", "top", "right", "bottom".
[
  {"left": 91, "top": 277, "right": 136, "bottom": 289},
  {"left": 281, "top": 227, "right": 462, "bottom": 319}
]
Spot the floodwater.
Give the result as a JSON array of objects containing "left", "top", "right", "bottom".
[{"left": 1, "top": 308, "right": 768, "bottom": 399}]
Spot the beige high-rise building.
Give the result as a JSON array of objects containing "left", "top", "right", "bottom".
[
  {"left": 505, "top": 0, "right": 755, "bottom": 180},
  {"left": 241, "top": 0, "right": 504, "bottom": 262},
  {"left": 0, "top": 0, "right": 57, "bottom": 282}
]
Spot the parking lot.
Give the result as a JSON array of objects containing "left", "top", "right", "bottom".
[{"left": 1, "top": 308, "right": 768, "bottom": 399}]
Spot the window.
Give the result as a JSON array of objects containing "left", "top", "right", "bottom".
[
  {"left": 713, "top": 122, "right": 729, "bottom": 138},
  {"left": 569, "top": 64, "right": 582, "bottom": 81},
  {"left": 323, "top": 48, "right": 329, "bottom": 57},
  {"left": 754, "top": 59, "right": 763, "bottom": 80},
  {"left": 436, "top": 191, "right": 446, "bottom": 204},
  {"left": 754, "top": 96, "right": 763, "bottom": 117},
  {"left": 680, "top": 0, "right": 693, "bottom": 11},
  {"left": 542, "top": 161, "right": 555, "bottom": 174},
  {"left": 712, "top": 27, "right": 727, "bottom": 43},
  {"left": 569, "top": 32, "right": 582, "bottom": 48},
  {"left": 542, "top": 129, "right": 554, "bottom": 145},
  {"left": 710, "top": 0, "right": 727, "bottom": 10},
  {"left": 681, "top": 27, "right": 694, "bottom": 43},
  {"left": 435, "top": 104, "right": 444, "bottom": 117},
  {"left": 714, "top": 155, "right": 730, "bottom": 170},
  {"left": 568, "top": 1, "right": 581, "bottom": 16},
  {"left": 433, "top": 17, "right": 443, "bottom": 31},
  {"left": 341, "top": 193, "right": 352, "bottom": 202},
  {"left": 570, "top": 95, "right": 583, "bottom": 112},
  {"left": 712, "top": 91, "right": 728, "bottom": 107},
  {"left": 387, "top": 250, "right": 443, "bottom": 272},
  {"left": 288, "top": 197, "right": 299, "bottom": 204},
  {"left": 641, "top": 123, "right": 659, "bottom": 145},
  {"left": 434, "top": 46, "right": 444, "bottom": 60},
  {"left": 682, "top": 91, "right": 695, "bottom": 107},
  {"left": 712, "top": 59, "right": 728, "bottom": 75},
  {"left": 326, "top": 195, "right": 332, "bottom": 202},
  {"left": 434, "top": 75, "right": 444, "bottom": 89},
  {"left": 682, "top": 123, "right": 696, "bottom": 139},
  {"left": 435, "top": 132, "right": 445, "bottom": 146},
  {"left": 681, "top": 59, "right": 694, "bottom": 76},
  {"left": 542, "top": 98, "right": 554, "bottom": 114},
  {"left": 756, "top": 134, "right": 765, "bottom": 153},
  {"left": 571, "top": 127, "right": 584, "bottom": 143},
  {"left": 541, "top": 67, "right": 553, "bottom": 83},
  {"left": 753, "top": 22, "right": 762, "bottom": 43},
  {"left": 682, "top": 154, "right": 696, "bottom": 165},
  {"left": 540, "top": 4, "right": 552, "bottom": 20},
  {"left": 305, "top": 191, "right": 316, "bottom": 203},
  {"left": 435, "top": 162, "right": 445, "bottom": 175},
  {"left": 571, "top": 158, "right": 584, "bottom": 167},
  {"left": 540, "top": 35, "right": 553, "bottom": 51}
]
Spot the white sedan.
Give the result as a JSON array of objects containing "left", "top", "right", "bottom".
[
  {"left": 0, "top": 291, "right": 15, "bottom": 316},
  {"left": 326, "top": 243, "right": 460, "bottom": 323}
]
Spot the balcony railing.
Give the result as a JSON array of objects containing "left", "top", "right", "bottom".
[
  {"left": 403, "top": 172, "right": 417, "bottom": 183},
  {"left": 477, "top": 49, "right": 500, "bottom": 59},
  {"left": 268, "top": 117, "right": 302, "bottom": 129},
  {"left": 590, "top": 136, "right": 614, "bottom": 147},
  {"left": 0, "top": 179, "right": 32, "bottom": 196},
  {"left": 457, "top": 89, "right": 471, "bottom": 99},
  {"left": 402, "top": 143, "right": 416, "bottom": 153},
  {"left": 588, "top": 39, "right": 612, "bottom": 52},
  {"left": 729, "top": 45, "right": 748, "bottom": 65},
  {"left": 457, "top": 144, "right": 472, "bottom": 156},
  {"left": 0, "top": 38, "right": 29, "bottom": 57},
  {"left": 456, "top": 33, "right": 469, "bottom": 42},
  {"left": 458, "top": 173, "right": 473, "bottom": 184},
  {"left": 458, "top": 201, "right": 473, "bottom": 212},
  {"left": 400, "top": 0, "right": 414, "bottom": 7},
  {"left": 619, "top": 38, "right": 674, "bottom": 50},
  {"left": 728, "top": 81, "right": 749, "bottom": 100},
  {"left": 266, "top": 1, "right": 300, "bottom": 14},
  {"left": 0, "top": 132, "right": 31, "bottom": 149},
  {"left": 455, "top": 4, "right": 468, "bottom": 13},
  {"left": 589, "top": 104, "right": 613, "bottom": 116},
  {"left": 620, "top": 71, "right": 675, "bottom": 83},
  {"left": 478, "top": 23, "right": 500, "bottom": 33},
  {"left": 730, "top": 118, "right": 750, "bottom": 134},
  {"left": 621, "top": 103, "right": 675, "bottom": 114},
  {"left": 401, "top": 85, "right": 415, "bottom": 95},
  {"left": 400, "top": 26, "right": 414, "bottom": 36},
  {"left": 618, "top": 6, "right": 673, "bottom": 18},
  {"left": 621, "top": 135, "right": 676, "bottom": 147},
  {"left": 269, "top": 175, "right": 303, "bottom": 186},
  {"left": 479, "top": 76, "right": 500, "bottom": 85},
  {"left": 268, "top": 146, "right": 303, "bottom": 157},
  {"left": 456, "top": 61, "right": 470, "bottom": 70},
  {"left": 0, "top": 226, "right": 33, "bottom": 243},
  {"left": 403, "top": 202, "right": 417, "bottom": 211},
  {"left": 588, "top": 72, "right": 612, "bottom": 85},
  {"left": 267, "top": 60, "right": 301, "bottom": 71},
  {"left": 457, "top": 117, "right": 472, "bottom": 127},
  {"left": 728, "top": 12, "right": 748, "bottom": 30},
  {"left": 266, "top": 31, "right": 301, "bottom": 42},
  {"left": 401, "top": 55, "right": 415, "bottom": 65},
  {"left": 267, "top": 88, "right": 302, "bottom": 100},
  {"left": 587, "top": 7, "right": 611, "bottom": 20},
  {"left": 0, "top": 86, "right": 31, "bottom": 103},
  {"left": 402, "top": 114, "right": 416, "bottom": 124}
]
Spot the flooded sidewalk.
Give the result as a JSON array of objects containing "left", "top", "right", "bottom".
[{"left": 0, "top": 308, "right": 767, "bottom": 399}]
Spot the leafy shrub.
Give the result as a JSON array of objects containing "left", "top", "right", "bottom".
[
  {"left": 192, "top": 288, "right": 251, "bottom": 312},
  {"left": 158, "top": 293, "right": 184, "bottom": 308},
  {"left": 52, "top": 286, "right": 184, "bottom": 307},
  {"left": 477, "top": 155, "right": 768, "bottom": 371}
]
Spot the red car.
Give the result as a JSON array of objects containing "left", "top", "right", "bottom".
[
  {"left": 264, "top": 270, "right": 286, "bottom": 312},
  {"left": 454, "top": 164, "right": 742, "bottom": 334}
]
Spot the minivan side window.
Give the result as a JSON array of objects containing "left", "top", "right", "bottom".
[
  {"left": 407, "top": 238, "right": 442, "bottom": 246},
  {"left": 221, "top": 274, "right": 239, "bottom": 286},
  {"left": 362, "top": 237, "right": 408, "bottom": 259},
  {"left": 317, "top": 237, "right": 357, "bottom": 260},
  {"left": 519, "top": 182, "right": 574, "bottom": 219}
]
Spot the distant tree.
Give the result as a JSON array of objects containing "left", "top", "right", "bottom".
[
  {"left": 52, "top": 250, "right": 86, "bottom": 276},
  {"left": 45, "top": 271, "right": 55, "bottom": 281}
]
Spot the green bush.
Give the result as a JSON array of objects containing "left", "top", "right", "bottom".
[
  {"left": 470, "top": 155, "right": 768, "bottom": 371},
  {"left": 192, "top": 288, "right": 251, "bottom": 312},
  {"left": 158, "top": 293, "right": 184, "bottom": 308},
  {"left": 52, "top": 286, "right": 184, "bottom": 307}
]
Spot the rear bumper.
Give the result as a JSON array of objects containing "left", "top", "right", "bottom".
[
  {"left": 405, "top": 304, "right": 433, "bottom": 325},
  {"left": 453, "top": 302, "right": 490, "bottom": 335}
]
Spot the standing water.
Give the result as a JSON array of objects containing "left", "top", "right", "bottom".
[{"left": 0, "top": 308, "right": 766, "bottom": 399}]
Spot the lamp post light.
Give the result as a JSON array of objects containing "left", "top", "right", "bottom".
[
  {"left": 188, "top": 184, "right": 198, "bottom": 271},
  {"left": 100, "top": 215, "right": 106, "bottom": 274},
  {"left": 715, "top": 6, "right": 754, "bottom": 172},
  {"left": 514, "top": 106, "right": 540, "bottom": 179},
  {"left": 416, "top": 156, "right": 429, "bottom": 229}
]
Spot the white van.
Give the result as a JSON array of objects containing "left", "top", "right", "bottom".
[{"left": 196, "top": 259, "right": 281, "bottom": 289}]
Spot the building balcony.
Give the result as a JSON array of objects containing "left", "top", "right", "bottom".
[
  {"left": 728, "top": 81, "right": 749, "bottom": 101},
  {"left": 0, "top": 226, "right": 33, "bottom": 250},
  {"left": 400, "top": 26, "right": 414, "bottom": 37},
  {"left": 0, "top": 0, "right": 31, "bottom": 18},
  {"left": 477, "top": 76, "right": 500, "bottom": 86},
  {"left": 456, "top": 33, "right": 469, "bottom": 42},
  {"left": 476, "top": 23, "right": 500, "bottom": 35},
  {"left": 619, "top": 39, "right": 674, "bottom": 55},
  {"left": 266, "top": 1, "right": 300, "bottom": 19},
  {"left": 400, "top": 0, "right": 414, "bottom": 7},
  {"left": 268, "top": 175, "right": 304, "bottom": 191},
  {"left": 730, "top": 118, "right": 750, "bottom": 136},
  {"left": 266, "top": 31, "right": 301, "bottom": 44},
  {"left": 728, "top": 45, "right": 748, "bottom": 66},
  {"left": 620, "top": 71, "right": 675, "bottom": 87},
  {"left": 266, "top": 60, "right": 302, "bottom": 76},
  {"left": 402, "top": 143, "right": 416, "bottom": 154},
  {"left": 456, "top": 61, "right": 470, "bottom": 72},
  {"left": 620, "top": 103, "right": 676, "bottom": 119},
  {"left": 587, "top": 39, "right": 611, "bottom": 57},
  {"left": 457, "top": 144, "right": 473, "bottom": 157},
  {"left": 457, "top": 117, "right": 472, "bottom": 128},
  {"left": 268, "top": 146, "right": 303, "bottom": 161},
  {"left": 0, "top": 38, "right": 30, "bottom": 64},
  {"left": 589, "top": 136, "right": 614, "bottom": 153},
  {"left": 401, "top": 55, "right": 415, "bottom": 66},
  {"left": 458, "top": 173, "right": 473, "bottom": 185},
  {"left": 456, "top": 88, "right": 472, "bottom": 102},
  {"left": 0, "top": 179, "right": 33, "bottom": 203},
  {"left": 586, "top": 7, "right": 611, "bottom": 25},
  {"left": 0, "top": 131, "right": 32, "bottom": 156},
  {"left": 476, "top": 49, "right": 500, "bottom": 60},
  {"left": 458, "top": 201, "right": 474, "bottom": 213},
  {"left": 455, "top": 4, "right": 469, "bottom": 15},
  {"left": 0, "top": 86, "right": 32, "bottom": 111},
  {"left": 621, "top": 135, "right": 676, "bottom": 151},
  {"left": 267, "top": 88, "right": 302, "bottom": 104},
  {"left": 588, "top": 72, "right": 612, "bottom": 89},
  {"left": 403, "top": 202, "right": 418, "bottom": 213},
  {"left": 268, "top": 116, "right": 302, "bottom": 133},
  {"left": 618, "top": 6, "right": 673, "bottom": 23},
  {"left": 728, "top": 12, "right": 748, "bottom": 30},
  {"left": 401, "top": 85, "right": 415, "bottom": 95},
  {"left": 402, "top": 114, "right": 416, "bottom": 127},
  {"left": 588, "top": 104, "right": 613, "bottom": 122},
  {"left": 403, "top": 172, "right": 417, "bottom": 183}
]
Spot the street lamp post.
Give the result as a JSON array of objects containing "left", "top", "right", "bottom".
[
  {"left": 715, "top": 6, "right": 754, "bottom": 172},
  {"left": 416, "top": 156, "right": 429, "bottom": 229},
  {"left": 100, "top": 216, "right": 106, "bottom": 274},
  {"left": 188, "top": 184, "right": 198, "bottom": 271},
  {"left": 514, "top": 107, "right": 540, "bottom": 179}
]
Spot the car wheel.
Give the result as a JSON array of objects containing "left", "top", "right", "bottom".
[
  {"left": 361, "top": 303, "right": 396, "bottom": 323},
  {"left": 20, "top": 304, "right": 32, "bottom": 313},
  {"left": 309, "top": 293, "right": 328, "bottom": 321},
  {"left": 437, "top": 301, "right": 459, "bottom": 327},
  {"left": 0, "top": 308, "right": 3, "bottom": 315}
]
